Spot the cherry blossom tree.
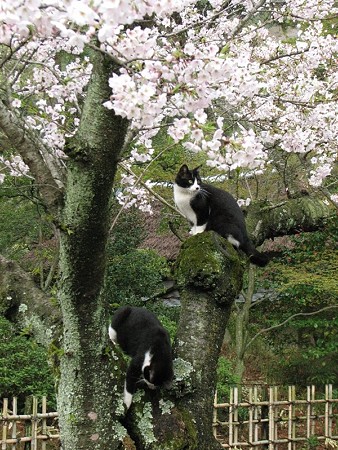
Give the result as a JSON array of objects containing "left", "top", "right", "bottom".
[{"left": 0, "top": 0, "right": 337, "bottom": 449}]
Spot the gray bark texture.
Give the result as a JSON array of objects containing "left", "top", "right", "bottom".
[
  {"left": 55, "top": 46, "right": 129, "bottom": 450},
  {"left": 173, "top": 232, "right": 243, "bottom": 450},
  {"left": 246, "top": 197, "right": 334, "bottom": 245}
]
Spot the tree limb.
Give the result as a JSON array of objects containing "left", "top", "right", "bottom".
[
  {"left": 246, "top": 196, "right": 335, "bottom": 245},
  {"left": 0, "top": 254, "right": 61, "bottom": 346}
]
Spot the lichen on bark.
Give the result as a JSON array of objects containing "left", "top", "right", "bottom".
[{"left": 56, "top": 45, "right": 129, "bottom": 450}]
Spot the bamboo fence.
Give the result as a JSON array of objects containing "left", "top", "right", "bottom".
[
  {"left": 213, "top": 384, "right": 338, "bottom": 450},
  {"left": 1, "top": 397, "right": 59, "bottom": 450},
  {"left": 1, "top": 385, "right": 337, "bottom": 449}
]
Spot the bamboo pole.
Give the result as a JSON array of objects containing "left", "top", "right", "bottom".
[
  {"left": 233, "top": 386, "right": 239, "bottom": 445},
  {"left": 268, "top": 387, "right": 274, "bottom": 450},
  {"left": 11, "top": 398, "right": 17, "bottom": 450},
  {"left": 311, "top": 386, "right": 315, "bottom": 436},
  {"left": 306, "top": 386, "right": 311, "bottom": 440},
  {"left": 261, "top": 386, "right": 269, "bottom": 448},
  {"left": 229, "top": 387, "right": 233, "bottom": 447},
  {"left": 248, "top": 387, "right": 253, "bottom": 449},
  {"left": 288, "top": 386, "right": 292, "bottom": 450},
  {"left": 42, "top": 397, "right": 47, "bottom": 450},
  {"left": 31, "top": 397, "right": 38, "bottom": 450},
  {"left": 273, "top": 386, "right": 278, "bottom": 449},
  {"left": 253, "top": 385, "right": 259, "bottom": 445},
  {"left": 213, "top": 391, "right": 218, "bottom": 439},
  {"left": 1, "top": 398, "right": 8, "bottom": 450},
  {"left": 325, "top": 384, "right": 332, "bottom": 439}
]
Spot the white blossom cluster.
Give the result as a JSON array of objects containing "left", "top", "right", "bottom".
[
  {"left": 0, "top": 155, "right": 30, "bottom": 183},
  {"left": 116, "top": 169, "right": 153, "bottom": 213}
]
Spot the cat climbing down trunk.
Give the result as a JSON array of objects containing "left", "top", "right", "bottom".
[
  {"left": 109, "top": 306, "right": 174, "bottom": 409},
  {"left": 173, "top": 164, "right": 269, "bottom": 267}
]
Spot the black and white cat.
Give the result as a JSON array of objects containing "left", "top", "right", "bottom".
[
  {"left": 173, "top": 164, "right": 269, "bottom": 267},
  {"left": 108, "top": 306, "right": 174, "bottom": 409}
]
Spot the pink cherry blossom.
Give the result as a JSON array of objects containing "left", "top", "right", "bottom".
[{"left": 0, "top": 0, "right": 336, "bottom": 201}]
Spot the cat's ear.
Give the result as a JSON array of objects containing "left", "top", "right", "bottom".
[
  {"left": 193, "top": 165, "right": 202, "bottom": 173},
  {"left": 179, "top": 164, "right": 189, "bottom": 174}
]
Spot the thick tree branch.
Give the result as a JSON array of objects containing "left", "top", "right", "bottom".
[
  {"left": 246, "top": 197, "right": 335, "bottom": 245},
  {"left": 0, "top": 100, "right": 64, "bottom": 215},
  {"left": 0, "top": 255, "right": 61, "bottom": 345}
]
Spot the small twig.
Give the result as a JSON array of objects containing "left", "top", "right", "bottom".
[
  {"left": 260, "top": 201, "right": 287, "bottom": 212},
  {"left": 168, "top": 221, "right": 184, "bottom": 242}
]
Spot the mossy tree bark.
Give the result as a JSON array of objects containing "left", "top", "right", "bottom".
[
  {"left": 122, "top": 232, "right": 243, "bottom": 450},
  {"left": 0, "top": 255, "right": 60, "bottom": 346},
  {"left": 174, "top": 232, "right": 243, "bottom": 450},
  {"left": 245, "top": 197, "right": 334, "bottom": 245}
]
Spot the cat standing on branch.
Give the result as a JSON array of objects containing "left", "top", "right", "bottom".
[{"left": 174, "top": 165, "right": 269, "bottom": 267}]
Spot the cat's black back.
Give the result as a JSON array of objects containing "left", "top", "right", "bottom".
[
  {"left": 109, "top": 306, "right": 174, "bottom": 408},
  {"left": 174, "top": 164, "right": 269, "bottom": 267}
]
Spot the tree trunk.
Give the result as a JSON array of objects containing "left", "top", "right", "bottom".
[
  {"left": 174, "top": 232, "right": 243, "bottom": 450},
  {"left": 56, "top": 46, "right": 129, "bottom": 450},
  {"left": 123, "top": 232, "right": 243, "bottom": 450}
]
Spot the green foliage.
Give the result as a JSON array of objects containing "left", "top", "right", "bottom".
[
  {"left": 109, "top": 205, "right": 146, "bottom": 255},
  {"left": 0, "top": 178, "right": 56, "bottom": 286},
  {"left": 106, "top": 206, "right": 171, "bottom": 307},
  {"left": 306, "top": 435, "right": 320, "bottom": 450},
  {"left": 156, "top": 312, "right": 178, "bottom": 342},
  {"left": 0, "top": 179, "right": 40, "bottom": 259},
  {"left": 106, "top": 248, "right": 170, "bottom": 306},
  {"left": 251, "top": 219, "right": 338, "bottom": 386},
  {"left": 216, "top": 356, "right": 239, "bottom": 402},
  {"left": 0, "top": 317, "right": 56, "bottom": 409},
  {"left": 272, "top": 345, "right": 337, "bottom": 386}
]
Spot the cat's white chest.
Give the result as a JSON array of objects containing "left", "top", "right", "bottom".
[{"left": 173, "top": 184, "right": 197, "bottom": 226}]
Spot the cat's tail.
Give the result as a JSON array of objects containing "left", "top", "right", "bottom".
[
  {"left": 248, "top": 249, "right": 270, "bottom": 267},
  {"left": 241, "top": 240, "right": 270, "bottom": 267}
]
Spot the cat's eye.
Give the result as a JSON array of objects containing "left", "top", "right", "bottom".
[{"left": 188, "top": 180, "right": 193, "bottom": 184}]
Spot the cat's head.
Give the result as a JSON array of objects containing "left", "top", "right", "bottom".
[
  {"left": 175, "top": 164, "right": 202, "bottom": 191},
  {"left": 143, "top": 362, "right": 173, "bottom": 390}
]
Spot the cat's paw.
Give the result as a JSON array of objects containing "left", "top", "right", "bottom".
[
  {"left": 108, "top": 325, "right": 117, "bottom": 343},
  {"left": 123, "top": 389, "right": 133, "bottom": 410}
]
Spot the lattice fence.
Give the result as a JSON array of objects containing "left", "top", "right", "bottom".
[
  {"left": 2, "top": 386, "right": 337, "bottom": 449},
  {"left": 213, "top": 384, "right": 338, "bottom": 450},
  {"left": 1, "top": 397, "right": 59, "bottom": 449}
]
